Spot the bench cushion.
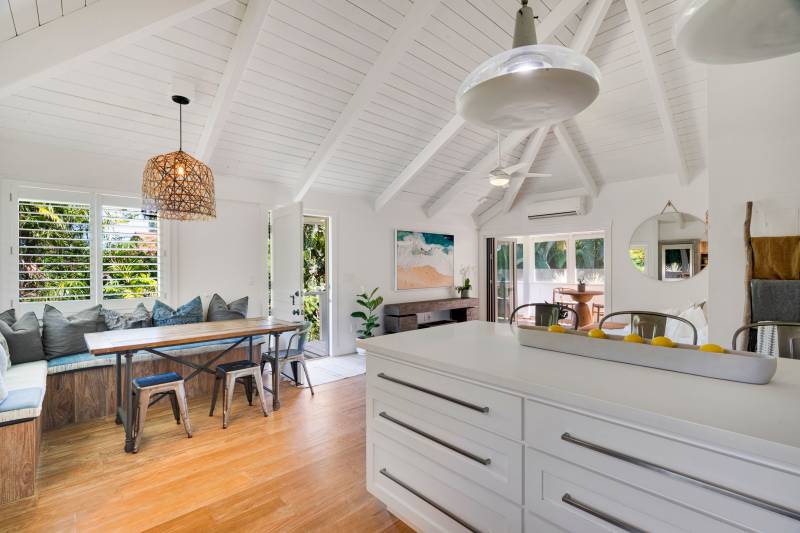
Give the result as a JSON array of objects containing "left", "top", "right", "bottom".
[
  {"left": 46, "top": 336, "right": 267, "bottom": 374},
  {"left": 0, "top": 361, "right": 47, "bottom": 424}
]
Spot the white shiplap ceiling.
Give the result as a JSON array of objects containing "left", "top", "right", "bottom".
[{"left": 0, "top": 0, "right": 706, "bottom": 221}]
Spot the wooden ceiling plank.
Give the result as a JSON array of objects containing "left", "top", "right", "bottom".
[
  {"left": 0, "top": 0, "right": 230, "bottom": 101},
  {"left": 195, "top": 0, "right": 272, "bottom": 162},
  {"left": 623, "top": 0, "right": 689, "bottom": 185},
  {"left": 292, "top": 0, "right": 443, "bottom": 202}
]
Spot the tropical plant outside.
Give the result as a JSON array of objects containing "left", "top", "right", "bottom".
[
  {"left": 303, "top": 220, "right": 326, "bottom": 341},
  {"left": 575, "top": 237, "right": 604, "bottom": 284},
  {"left": 629, "top": 247, "right": 646, "bottom": 272},
  {"left": 534, "top": 240, "right": 567, "bottom": 282}
]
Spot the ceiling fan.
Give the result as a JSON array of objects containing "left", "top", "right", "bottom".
[{"left": 452, "top": 132, "right": 552, "bottom": 188}]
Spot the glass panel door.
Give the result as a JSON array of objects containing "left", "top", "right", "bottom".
[{"left": 495, "top": 239, "right": 516, "bottom": 322}]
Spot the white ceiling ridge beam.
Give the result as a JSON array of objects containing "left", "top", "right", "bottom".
[
  {"left": 0, "top": 0, "right": 229, "bottom": 101},
  {"left": 195, "top": 0, "right": 272, "bottom": 162},
  {"left": 292, "top": 0, "right": 443, "bottom": 202},
  {"left": 424, "top": 128, "right": 531, "bottom": 218},
  {"left": 373, "top": 115, "right": 464, "bottom": 212},
  {"left": 418, "top": 0, "right": 586, "bottom": 216},
  {"left": 553, "top": 123, "right": 599, "bottom": 197},
  {"left": 499, "top": 126, "right": 550, "bottom": 215},
  {"left": 623, "top": 0, "right": 690, "bottom": 185},
  {"left": 485, "top": 0, "right": 614, "bottom": 224}
]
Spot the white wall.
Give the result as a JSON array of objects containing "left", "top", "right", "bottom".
[
  {"left": 707, "top": 52, "right": 800, "bottom": 344},
  {"left": 0, "top": 139, "right": 480, "bottom": 356},
  {"left": 303, "top": 191, "right": 479, "bottom": 356},
  {"left": 480, "top": 172, "right": 709, "bottom": 318}
]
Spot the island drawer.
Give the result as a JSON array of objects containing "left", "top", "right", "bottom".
[
  {"left": 525, "top": 449, "right": 736, "bottom": 532},
  {"left": 368, "top": 386, "right": 524, "bottom": 504},
  {"left": 525, "top": 399, "right": 800, "bottom": 531},
  {"left": 368, "top": 356, "right": 523, "bottom": 440},
  {"left": 368, "top": 432, "right": 523, "bottom": 533}
]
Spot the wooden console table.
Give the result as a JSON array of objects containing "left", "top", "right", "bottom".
[{"left": 383, "top": 297, "right": 479, "bottom": 333}]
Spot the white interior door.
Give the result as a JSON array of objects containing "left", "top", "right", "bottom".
[{"left": 271, "top": 202, "right": 304, "bottom": 322}]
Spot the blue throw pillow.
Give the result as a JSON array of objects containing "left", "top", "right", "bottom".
[{"left": 152, "top": 297, "right": 203, "bottom": 327}]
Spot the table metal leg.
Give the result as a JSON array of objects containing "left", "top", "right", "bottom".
[
  {"left": 271, "top": 332, "right": 281, "bottom": 410},
  {"left": 124, "top": 352, "right": 135, "bottom": 453},
  {"left": 115, "top": 352, "right": 122, "bottom": 424},
  {"left": 249, "top": 335, "right": 254, "bottom": 362}
]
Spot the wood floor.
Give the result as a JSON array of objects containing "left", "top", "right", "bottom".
[{"left": 0, "top": 375, "right": 413, "bottom": 533}]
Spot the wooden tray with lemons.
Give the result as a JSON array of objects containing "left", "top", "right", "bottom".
[{"left": 513, "top": 324, "right": 777, "bottom": 385}]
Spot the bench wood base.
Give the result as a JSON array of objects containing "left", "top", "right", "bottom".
[{"left": 0, "top": 417, "right": 41, "bottom": 504}]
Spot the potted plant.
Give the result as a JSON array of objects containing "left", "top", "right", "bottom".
[
  {"left": 456, "top": 266, "right": 474, "bottom": 298},
  {"left": 351, "top": 287, "right": 382, "bottom": 354},
  {"left": 577, "top": 277, "right": 586, "bottom": 292}
]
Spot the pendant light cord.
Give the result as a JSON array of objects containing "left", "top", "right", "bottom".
[{"left": 179, "top": 103, "right": 183, "bottom": 152}]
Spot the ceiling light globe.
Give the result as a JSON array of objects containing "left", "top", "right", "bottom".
[
  {"left": 489, "top": 175, "right": 511, "bottom": 187},
  {"left": 674, "top": 0, "right": 800, "bottom": 64},
  {"left": 456, "top": 44, "right": 601, "bottom": 131}
]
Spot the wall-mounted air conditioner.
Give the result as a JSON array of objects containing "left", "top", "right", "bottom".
[{"left": 527, "top": 196, "right": 586, "bottom": 220}]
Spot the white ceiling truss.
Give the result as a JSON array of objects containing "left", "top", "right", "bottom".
[{"left": 0, "top": 0, "right": 707, "bottom": 221}]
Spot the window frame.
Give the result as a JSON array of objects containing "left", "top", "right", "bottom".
[
  {"left": 2, "top": 181, "right": 173, "bottom": 315},
  {"left": 528, "top": 231, "right": 606, "bottom": 286}
]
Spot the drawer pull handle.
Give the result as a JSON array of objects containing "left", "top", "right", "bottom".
[
  {"left": 377, "top": 372, "right": 490, "bottom": 413},
  {"left": 379, "top": 468, "right": 484, "bottom": 533},
  {"left": 379, "top": 411, "right": 491, "bottom": 466},
  {"left": 562, "top": 493, "right": 647, "bottom": 533},
  {"left": 562, "top": 432, "right": 800, "bottom": 522}
]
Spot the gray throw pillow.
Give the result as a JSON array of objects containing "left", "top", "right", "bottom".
[
  {"left": 207, "top": 294, "right": 248, "bottom": 321},
  {"left": 0, "top": 310, "right": 45, "bottom": 364},
  {"left": 101, "top": 303, "right": 152, "bottom": 330},
  {"left": 42, "top": 304, "right": 103, "bottom": 359},
  {"left": 0, "top": 308, "right": 15, "bottom": 326}
]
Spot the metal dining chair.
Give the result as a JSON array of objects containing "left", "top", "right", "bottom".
[
  {"left": 510, "top": 303, "right": 579, "bottom": 330},
  {"left": 599, "top": 311, "right": 699, "bottom": 345},
  {"left": 731, "top": 321, "right": 800, "bottom": 358},
  {"left": 274, "top": 322, "right": 315, "bottom": 395}
]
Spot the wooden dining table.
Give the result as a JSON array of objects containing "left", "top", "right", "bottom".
[
  {"left": 84, "top": 318, "right": 300, "bottom": 453},
  {"left": 559, "top": 288, "right": 604, "bottom": 327}
]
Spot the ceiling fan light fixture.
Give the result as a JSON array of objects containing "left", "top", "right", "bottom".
[
  {"left": 456, "top": 1, "right": 601, "bottom": 131},
  {"left": 489, "top": 173, "right": 511, "bottom": 187}
]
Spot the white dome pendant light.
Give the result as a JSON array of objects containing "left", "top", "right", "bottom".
[
  {"left": 456, "top": 0, "right": 601, "bottom": 131},
  {"left": 674, "top": 0, "right": 800, "bottom": 65}
]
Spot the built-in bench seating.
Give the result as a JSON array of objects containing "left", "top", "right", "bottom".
[{"left": 0, "top": 335, "right": 265, "bottom": 504}]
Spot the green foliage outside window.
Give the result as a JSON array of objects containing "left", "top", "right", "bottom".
[
  {"left": 303, "top": 221, "right": 326, "bottom": 341},
  {"left": 576, "top": 238, "right": 604, "bottom": 269},
  {"left": 534, "top": 240, "right": 567, "bottom": 269},
  {"left": 102, "top": 207, "right": 159, "bottom": 299},
  {"left": 629, "top": 247, "right": 646, "bottom": 272}
]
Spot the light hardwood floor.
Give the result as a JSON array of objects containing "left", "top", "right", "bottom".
[{"left": 0, "top": 375, "right": 412, "bottom": 532}]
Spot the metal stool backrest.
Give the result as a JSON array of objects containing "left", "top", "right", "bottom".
[
  {"left": 286, "top": 321, "right": 311, "bottom": 354},
  {"left": 510, "top": 303, "right": 579, "bottom": 330},
  {"left": 599, "top": 311, "right": 698, "bottom": 345},
  {"left": 731, "top": 322, "right": 800, "bottom": 358}
]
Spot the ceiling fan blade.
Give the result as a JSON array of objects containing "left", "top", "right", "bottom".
[{"left": 521, "top": 173, "right": 553, "bottom": 178}]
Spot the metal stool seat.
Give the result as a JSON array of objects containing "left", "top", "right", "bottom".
[
  {"left": 210, "top": 360, "right": 269, "bottom": 428},
  {"left": 131, "top": 371, "right": 192, "bottom": 453}
]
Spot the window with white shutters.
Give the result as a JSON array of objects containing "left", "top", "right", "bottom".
[
  {"left": 101, "top": 206, "right": 159, "bottom": 300},
  {"left": 17, "top": 199, "right": 92, "bottom": 302}
]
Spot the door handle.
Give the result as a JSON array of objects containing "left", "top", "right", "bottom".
[{"left": 290, "top": 290, "right": 300, "bottom": 305}]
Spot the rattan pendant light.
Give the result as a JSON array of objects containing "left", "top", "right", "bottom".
[{"left": 142, "top": 95, "right": 216, "bottom": 220}]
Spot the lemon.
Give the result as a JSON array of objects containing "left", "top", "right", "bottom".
[
  {"left": 547, "top": 324, "right": 566, "bottom": 334},
  {"left": 587, "top": 328, "right": 607, "bottom": 339},
  {"left": 623, "top": 333, "right": 645, "bottom": 344},
  {"left": 651, "top": 336, "right": 675, "bottom": 348},
  {"left": 699, "top": 343, "right": 726, "bottom": 354}
]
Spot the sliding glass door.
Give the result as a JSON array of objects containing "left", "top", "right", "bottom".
[{"left": 495, "top": 239, "right": 516, "bottom": 322}]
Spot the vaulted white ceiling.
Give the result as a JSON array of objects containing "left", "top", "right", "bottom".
[{"left": 0, "top": 0, "right": 706, "bottom": 221}]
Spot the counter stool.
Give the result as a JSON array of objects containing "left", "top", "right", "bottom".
[
  {"left": 210, "top": 360, "right": 269, "bottom": 428},
  {"left": 132, "top": 372, "right": 192, "bottom": 453}
]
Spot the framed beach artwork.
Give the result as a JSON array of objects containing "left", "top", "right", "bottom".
[{"left": 395, "top": 230, "right": 455, "bottom": 290}]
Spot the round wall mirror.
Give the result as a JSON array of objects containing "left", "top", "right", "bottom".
[{"left": 628, "top": 210, "right": 708, "bottom": 281}]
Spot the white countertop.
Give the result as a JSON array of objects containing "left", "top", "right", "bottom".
[{"left": 359, "top": 321, "right": 800, "bottom": 461}]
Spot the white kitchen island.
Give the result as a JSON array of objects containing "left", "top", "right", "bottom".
[{"left": 358, "top": 321, "right": 800, "bottom": 533}]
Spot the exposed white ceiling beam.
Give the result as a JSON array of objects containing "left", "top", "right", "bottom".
[
  {"left": 425, "top": 129, "right": 531, "bottom": 218},
  {"left": 293, "top": 0, "right": 442, "bottom": 202},
  {"left": 419, "top": 0, "right": 589, "bottom": 218},
  {"left": 374, "top": 115, "right": 464, "bottom": 211},
  {"left": 0, "top": 0, "right": 228, "bottom": 101},
  {"left": 553, "top": 123, "right": 598, "bottom": 197},
  {"left": 482, "top": 0, "right": 614, "bottom": 223},
  {"left": 195, "top": 0, "right": 272, "bottom": 162},
  {"left": 624, "top": 0, "right": 690, "bottom": 185},
  {"left": 499, "top": 126, "right": 549, "bottom": 214}
]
